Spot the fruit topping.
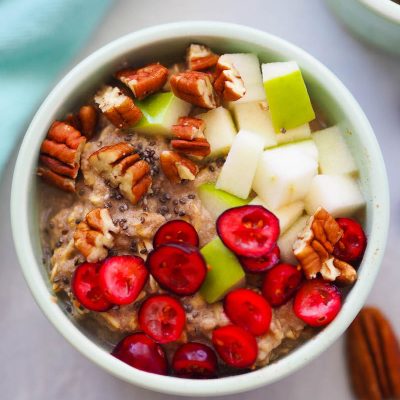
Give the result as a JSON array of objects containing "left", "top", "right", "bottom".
[
  {"left": 293, "top": 207, "right": 357, "bottom": 285},
  {"left": 98, "top": 255, "right": 148, "bottom": 305},
  {"left": 153, "top": 220, "right": 199, "bottom": 249},
  {"left": 112, "top": 333, "right": 168, "bottom": 375},
  {"left": 333, "top": 218, "right": 367, "bottom": 263},
  {"left": 138, "top": 295, "right": 186, "bottom": 343},
  {"left": 172, "top": 342, "right": 218, "bottom": 378},
  {"left": 239, "top": 245, "right": 280, "bottom": 273},
  {"left": 224, "top": 288, "right": 272, "bottom": 336},
  {"left": 73, "top": 208, "right": 120, "bottom": 263},
  {"left": 170, "top": 71, "right": 218, "bottom": 109},
  {"left": 116, "top": 63, "right": 169, "bottom": 100},
  {"left": 293, "top": 279, "right": 342, "bottom": 327},
  {"left": 147, "top": 244, "right": 207, "bottom": 296},
  {"left": 71, "top": 262, "right": 112, "bottom": 312},
  {"left": 216, "top": 205, "right": 280, "bottom": 258},
  {"left": 212, "top": 325, "right": 258, "bottom": 368},
  {"left": 200, "top": 237, "right": 245, "bottom": 304},
  {"left": 262, "top": 263, "right": 303, "bottom": 307}
]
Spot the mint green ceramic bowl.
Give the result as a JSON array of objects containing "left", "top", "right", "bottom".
[
  {"left": 326, "top": 0, "right": 400, "bottom": 55},
  {"left": 11, "top": 22, "right": 389, "bottom": 396}
]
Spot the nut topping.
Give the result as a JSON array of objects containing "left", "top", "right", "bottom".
[
  {"left": 170, "top": 71, "right": 218, "bottom": 109},
  {"left": 186, "top": 44, "right": 219, "bottom": 71},
  {"left": 89, "top": 143, "right": 152, "bottom": 204},
  {"left": 214, "top": 58, "right": 246, "bottom": 101},
  {"left": 38, "top": 121, "right": 86, "bottom": 192},
  {"left": 160, "top": 150, "right": 199, "bottom": 183},
  {"left": 116, "top": 63, "right": 169, "bottom": 100},
  {"left": 347, "top": 307, "right": 400, "bottom": 400},
  {"left": 171, "top": 138, "right": 211, "bottom": 159},
  {"left": 171, "top": 117, "right": 205, "bottom": 141},
  {"left": 293, "top": 207, "right": 357, "bottom": 285},
  {"left": 78, "top": 105, "right": 98, "bottom": 138},
  {"left": 74, "top": 208, "right": 120, "bottom": 262},
  {"left": 94, "top": 86, "right": 142, "bottom": 129}
]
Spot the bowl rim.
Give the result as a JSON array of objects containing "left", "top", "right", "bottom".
[
  {"left": 11, "top": 21, "right": 390, "bottom": 396},
  {"left": 359, "top": 0, "right": 400, "bottom": 23}
]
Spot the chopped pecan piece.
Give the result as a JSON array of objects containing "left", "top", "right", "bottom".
[
  {"left": 170, "top": 71, "right": 218, "bottom": 109},
  {"left": 293, "top": 207, "right": 357, "bottom": 285},
  {"left": 160, "top": 150, "right": 199, "bottom": 184},
  {"left": 78, "top": 105, "right": 98, "bottom": 138},
  {"left": 74, "top": 208, "right": 120, "bottom": 262},
  {"left": 94, "top": 86, "right": 142, "bottom": 129},
  {"left": 38, "top": 121, "right": 86, "bottom": 192},
  {"left": 116, "top": 63, "right": 169, "bottom": 100},
  {"left": 89, "top": 143, "right": 152, "bottom": 204},
  {"left": 171, "top": 138, "right": 211, "bottom": 159},
  {"left": 186, "top": 44, "right": 219, "bottom": 71},
  {"left": 171, "top": 116, "right": 205, "bottom": 140},
  {"left": 347, "top": 307, "right": 400, "bottom": 400},
  {"left": 214, "top": 58, "right": 246, "bottom": 101}
]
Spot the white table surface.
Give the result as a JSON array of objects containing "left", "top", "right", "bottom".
[{"left": 1, "top": 0, "right": 399, "bottom": 399}]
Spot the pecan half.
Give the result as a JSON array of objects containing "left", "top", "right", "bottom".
[
  {"left": 160, "top": 150, "right": 199, "bottom": 183},
  {"left": 171, "top": 138, "right": 211, "bottom": 159},
  {"left": 78, "top": 105, "right": 98, "bottom": 138},
  {"left": 214, "top": 58, "right": 246, "bottom": 101},
  {"left": 347, "top": 307, "right": 400, "bottom": 400},
  {"left": 94, "top": 86, "right": 142, "bottom": 129},
  {"left": 170, "top": 71, "right": 217, "bottom": 109},
  {"left": 116, "top": 63, "right": 169, "bottom": 100},
  {"left": 171, "top": 116, "right": 205, "bottom": 140},
  {"left": 89, "top": 143, "right": 152, "bottom": 204},
  {"left": 38, "top": 121, "right": 86, "bottom": 192},
  {"left": 186, "top": 44, "right": 219, "bottom": 71},
  {"left": 74, "top": 208, "right": 120, "bottom": 262},
  {"left": 293, "top": 207, "right": 357, "bottom": 285}
]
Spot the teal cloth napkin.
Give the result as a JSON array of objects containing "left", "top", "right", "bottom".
[{"left": 0, "top": 0, "right": 111, "bottom": 174}]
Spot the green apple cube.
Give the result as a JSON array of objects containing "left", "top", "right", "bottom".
[
  {"left": 200, "top": 237, "right": 245, "bottom": 303},
  {"left": 312, "top": 126, "right": 358, "bottom": 176},
  {"left": 271, "top": 139, "right": 319, "bottom": 161},
  {"left": 231, "top": 101, "right": 277, "bottom": 148},
  {"left": 276, "top": 123, "right": 311, "bottom": 144},
  {"left": 305, "top": 175, "right": 365, "bottom": 217},
  {"left": 220, "top": 53, "right": 266, "bottom": 104},
  {"left": 262, "top": 61, "right": 315, "bottom": 133},
  {"left": 278, "top": 215, "right": 309, "bottom": 264},
  {"left": 197, "top": 107, "right": 237, "bottom": 157},
  {"left": 197, "top": 183, "right": 248, "bottom": 219},
  {"left": 252, "top": 145, "right": 318, "bottom": 210},
  {"left": 216, "top": 130, "right": 265, "bottom": 199},
  {"left": 250, "top": 197, "right": 305, "bottom": 234},
  {"left": 133, "top": 92, "right": 191, "bottom": 136}
]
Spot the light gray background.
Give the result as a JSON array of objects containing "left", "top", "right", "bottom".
[{"left": 1, "top": 0, "right": 399, "bottom": 399}]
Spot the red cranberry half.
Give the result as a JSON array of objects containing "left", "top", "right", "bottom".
[
  {"left": 224, "top": 288, "right": 272, "bottom": 336},
  {"left": 139, "top": 295, "right": 186, "bottom": 344},
  {"left": 153, "top": 220, "right": 199, "bottom": 249},
  {"left": 212, "top": 325, "right": 258, "bottom": 369},
  {"left": 112, "top": 333, "right": 168, "bottom": 375},
  {"left": 146, "top": 243, "right": 207, "bottom": 296},
  {"left": 239, "top": 245, "right": 280, "bottom": 273},
  {"left": 333, "top": 218, "right": 367, "bottom": 263},
  {"left": 71, "top": 262, "right": 112, "bottom": 312},
  {"left": 172, "top": 342, "right": 218, "bottom": 378},
  {"left": 99, "top": 255, "right": 148, "bottom": 305},
  {"left": 262, "top": 263, "right": 303, "bottom": 307},
  {"left": 216, "top": 205, "right": 280, "bottom": 257},
  {"left": 293, "top": 279, "right": 342, "bottom": 327}
]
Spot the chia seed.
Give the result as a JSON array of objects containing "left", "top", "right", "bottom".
[
  {"left": 55, "top": 239, "right": 63, "bottom": 248},
  {"left": 174, "top": 207, "right": 180, "bottom": 214},
  {"left": 179, "top": 198, "right": 186, "bottom": 205},
  {"left": 216, "top": 158, "right": 225, "bottom": 167},
  {"left": 208, "top": 165, "right": 215, "bottom": 172},
  {"left": 183, "top": 303, "right": 193, "bottom": 312},
  {"left": 280, "top": 127, "right": 287, "bottom": 134},
  {"left": 188, "top": 194, "right": 196, "bottom": 199},
  {"left": 173, "top": 199, "right": 179, "bottom": 206},
  {"left": 178, "top": 211, "right": 186, "bottom": 217},
  {"left": 140, "top": 248, "right": 148, "bottom": 255},
  {"left": 159, "top": 206, "right": 169, "bottom": 215},
  {"left": 119, "top": 203, "right": 128, "bottom": 212},
  {"left": 65, "top": 304, "right": 72, "bottom": 314},
  {"left": 78, "top": 189, "right": 85, "bottom": 196},
  {"left": 97, "top": 141, "right": 103, "bottom": 147},
  {"left": 130, "top": 240, "right": 138, "bottom": 252},
  {"left": 104, "top": 202, "right": 112, "bottom": 209},
  {"left": 62, "top": 277, "right": 70, "bottom": 285},
  {"left": 108, "top": 249, "right": 117, "bottom": 256},
  {"left": 140, "top": 216, "right": 145, "bottom": 224}
]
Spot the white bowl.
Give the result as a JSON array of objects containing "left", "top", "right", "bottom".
[
  {"left": 326, "top": 0, "right": 400, "bottom": 55},
  {"left": 11, "top": 22, "right": 389, "bottom": 396}
]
